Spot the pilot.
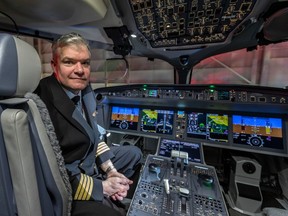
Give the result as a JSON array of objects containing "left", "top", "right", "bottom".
[{"left": 34, "top": 32, "right": 142, "bottom": 216}]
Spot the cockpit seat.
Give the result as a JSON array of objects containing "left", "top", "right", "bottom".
[{"left": 0, "top": 33, "right": 72, "bottom": 216}]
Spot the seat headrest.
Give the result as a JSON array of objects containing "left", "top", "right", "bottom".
[{"left": 0, "top": 33, "right": 41, "bottom": 97}]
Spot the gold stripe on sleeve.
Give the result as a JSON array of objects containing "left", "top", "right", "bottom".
[
  {"left": 96, "top": 142, "right": 110, "bottom": 157},
  {"left": 74, "top": 174, "right": 84, "bottom": 200},
  {"left": 83, "top": 176, "right": 93, "bottom": 200},
  {"left": 77, "top": 174, "right": 88, "bottom": 200},
  {"left": 74, "top": 174, "right": 94, "bottom": 200}
]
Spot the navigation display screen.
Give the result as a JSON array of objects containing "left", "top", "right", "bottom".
[
  {"left": 187, "top": 112, "right": 229, "bottom": 142},
  {"left": 233, "top": 115, "right": 283, "bottom": 149},
  {"left": 110, "top": 106, "right": 140, "bottom": 130},
  {"left": 157, "top": 138, "right": 203, "bottom": 163},
  {"left": 140, "top": 109, "right": 174, "bottom": 135}
]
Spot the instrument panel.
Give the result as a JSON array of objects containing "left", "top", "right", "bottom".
[
  {"left": 99, "top": 84, "right": 288, "bottom": 106},
  {"left": 95, "top": 84, "right": 288, "bottom": 157}
]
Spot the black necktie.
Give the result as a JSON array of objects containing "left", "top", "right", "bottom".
[
  {"left": 72, "top": 95, "right": 80, "bottom": 105},
  {"left": 72, "top": 95, "right": 83, "bottom": 114},
  {"left": 72, "top": 95, "right": 88, "bottom": 121}
]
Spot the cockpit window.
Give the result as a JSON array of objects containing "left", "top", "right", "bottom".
[
  {"left": 192, "top": 42, "right": 288, "bottom": 88},
  {"left": 21, "top": 36, "right": 288, "bottom": 89}
]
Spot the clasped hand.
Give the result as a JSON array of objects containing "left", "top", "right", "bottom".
[{"left": 102, "top": 170, "right": 133, "bottom": 201}]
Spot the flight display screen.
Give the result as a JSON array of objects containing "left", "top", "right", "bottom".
[
  {"left": 233, "top": 115, "right": 284, "bottom": 150},
  {"left": 140, "top": 109, "right": 174, "bottom": 135},
  {"left": 187, "top": 112, "right": 229, "bottom": 142},
  {"left": 110, "top": 106, "right": 140, "bottom": 130},
  {"left": 157, "top": 138, "right": 203, "bottom": 163}
]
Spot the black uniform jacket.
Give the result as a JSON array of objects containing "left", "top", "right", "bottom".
[{"left": 34, "top": 74, "right": 114, "bottom": 201}]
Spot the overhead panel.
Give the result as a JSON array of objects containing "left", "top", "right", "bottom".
[{"left": 128, "top": 0, "right": 257, "bottom": 48}]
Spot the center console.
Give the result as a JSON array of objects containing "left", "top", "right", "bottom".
[{"left": 127, "top": 154, "right": 229, "bottom": 216}]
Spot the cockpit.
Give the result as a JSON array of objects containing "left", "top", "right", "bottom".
[{"left": 1, "top": 0, "right": 288, "bottom": 216}]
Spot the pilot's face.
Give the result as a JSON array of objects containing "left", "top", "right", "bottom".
[{"left": 52, "top": 44, "right": 91, "bottom": 94}]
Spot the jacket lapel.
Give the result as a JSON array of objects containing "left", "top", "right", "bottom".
[{"left": 82, "top": 85, "right": 99, "bottom": 144}]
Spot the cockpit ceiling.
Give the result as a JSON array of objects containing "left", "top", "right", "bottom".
[
  {"left": 0, "top": 0, "right": 288, "bottom": 70},
  {"left": 127, "top": 0, "right": 257, "bottom": 48},
  {"left": 0, "top": 0, "right": 108, "bottom": 25}
]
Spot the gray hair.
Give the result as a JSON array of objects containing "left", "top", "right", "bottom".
[{"left": 51, "top": 32, "right": 91, "bottom": 58}]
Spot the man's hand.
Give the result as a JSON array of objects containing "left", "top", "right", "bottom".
[{"left": 102, "top": 170, "right": 133, "bottom": 201}]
